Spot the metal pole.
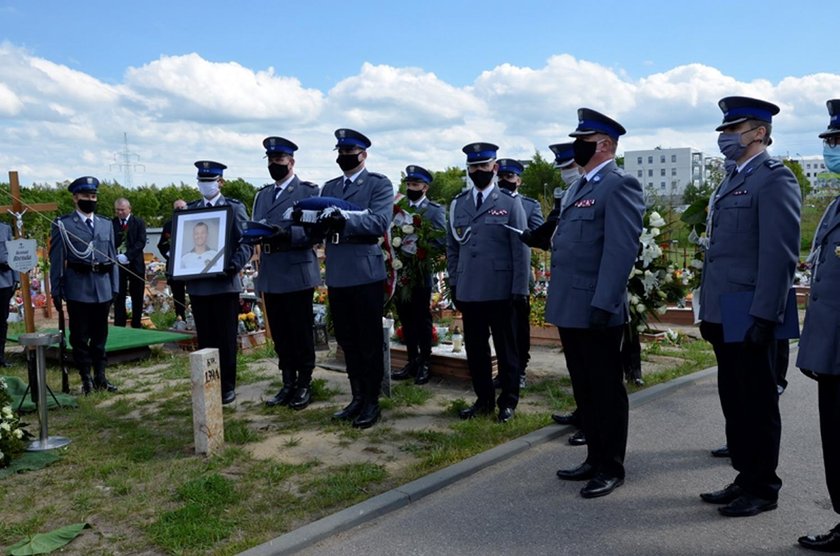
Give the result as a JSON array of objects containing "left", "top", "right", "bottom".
[{"left": 19, "top": 332, "right": 71, "bottom": 451}]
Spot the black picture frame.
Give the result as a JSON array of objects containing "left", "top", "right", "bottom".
[{"left": 170, "top": 205, "right": 233, "bottom": 280}]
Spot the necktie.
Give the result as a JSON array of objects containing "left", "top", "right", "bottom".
[
  {"left": 86, "top": 218, "right": 94, "bottom": 233},
  {"left": 206, "top": 202, "right": 213, "bottom": 208},
  {"left": 343, "top": 178, "right": 352, "bottom": 194},
  {"left": 274, "top": 186, "right": 283, "bottom": 200},
  {"left": 476, "top": 191, "right": 483, "bottom": 210}
]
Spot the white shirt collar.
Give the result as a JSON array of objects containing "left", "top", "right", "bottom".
[
  {"left": 736, "top": 151, "right": 763, "bottom": 173},
  {"left": 344, "top": 167, "right": 365, "bottom": 183},
  {"left": 410, "top": 195, "right": 427, "bottom": 208},
  {"left": 472, "top": 183, "right": 496, "bottom": 204},
  {"left": 583, "top": 159, "right": 613, "bottom": 182},
  {"left": 275, "top": 174, "right": 295, "bottom": 191},
  {"left": 204, "top": 192, "right": 223, "bottom": 206},
  {"left": 76, "top": 210, "right": 94, "bottom": 222}
]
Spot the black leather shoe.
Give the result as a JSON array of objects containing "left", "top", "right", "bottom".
[
  {"left": 798, "top": 524, "right": 840, "bottom": 552},
  {"left": 414, "top": 361, "right": 431, "bottom": 385},
  {"left": 710, "top": 444, "right": 730, "bottom": 458},
  {"left": 718, "top": 494, "right": 777, "bottom": 517},
  {"left": 497, "top": 407, "right": 515, "bottom": 423},
  {"left": 289, "top": 387, "right": 311, "bottom": 410},
  {"left": 556, "top": 462, "right": 595, "bottom": 481},
  {"left": 390, "top": 361, "right": 417, "bottom": 381},
  {"left": 552, "top": 412, "right": 580, "bottom": 426},
  {"left": 221, "top": 390, "right": 236, "bottom": 405},
  {"left": 332, "top": 397, "right": 364, "bottom": 421},
  {"left": 580, "top": 474, "right": 624, "bottom": 498},
  {"left": 700, "top": 483, "right": 742, "bottom": 504},
  {"left": 568, "top": 430, "right": 587, "bottom": 446},
  {"left": 352, "top": 402, "right": 381, "bottom": 429},
  {"left": 265, "top": 386, "right": 294, "bottom": 407},
  {"left": 81, "top": 377, "right": 93, "bottom": 396},
  {"left": 93, "top": 380, "right": 118, "bottom": 393},
  {"left": 459, "top": 401, "right": 493, "bottom": 420}
]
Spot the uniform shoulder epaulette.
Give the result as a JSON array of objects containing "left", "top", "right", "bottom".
[
  {"left": 765, "top": 159, "right": 783, "bottom": 170},
  {"left": 258, "top": 182, "right": 273, "bottom": 191},
  {"left": 426, "top": 200, "right": 441, "bottom": 208},
  {"left": 324, "top": 176, "right": 342, "bottom": 186},
  {"left": 520, "top": 195, "right": 539, "bottom": 205},
  {"left": 226, "top": 197, "right": 244, "bottom": 205},
  {"left": 367, "top": 172, "right": 388, "bottom": 179},
  {"left": 300, "top": 180, "right": 318, "bottom": 188},
  {"left": 454, "top": 189, "right": 471, "bottom": 200}
]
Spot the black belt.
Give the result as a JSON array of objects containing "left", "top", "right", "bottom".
[
  {"left": 327, "top": 234, "right": 378, "bottom": 245},
  {"left": 68, "top": 261, "right": 114, "bottom": 274}
]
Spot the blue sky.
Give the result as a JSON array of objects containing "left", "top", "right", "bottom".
[{"left": 0, "top": 0, "right": 837, "bottom": 186}]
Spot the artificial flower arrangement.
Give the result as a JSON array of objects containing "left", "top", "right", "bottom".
[
  {"left": 394, "top": 324, "right": 440, "bottom": 346},
  {"left": 0, "top": 377, "right": 26, "bottom": 468}
]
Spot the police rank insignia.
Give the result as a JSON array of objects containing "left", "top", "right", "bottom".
[
  {"left": 835, "top": 245, "right": 840, "bottom": 257},
  {"left": 488, "top": 209, "right": 508, "bottom": 216},
  {"left": 733, "top": 190, "right": 749, "bottom": 196},
  {"left": 338, "top": 129, "right": 346, "bottom": 138},
  {"left": 575, "top": 199, "right": 596, "bottom": 208}
]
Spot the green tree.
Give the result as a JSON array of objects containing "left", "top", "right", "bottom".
[
  {"left": 682, "top": 181, "right": 714, "bottom": 205},
  {"left": 782, "top": 159, "right": 811, "bottom": 200},
  {"left": 520, "top": 150, "right": 565, "bottom": 204},
  {"left": 428, "top": 167, "right": 466, "bottom": 207},
  {"left": 219, "top": 178, "right": 257, "bottom": 214}
]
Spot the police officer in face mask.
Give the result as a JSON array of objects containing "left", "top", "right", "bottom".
[
  {"left": 697, "top": 97, "right": 800, "bottom": 518},
  {"left": 446, "top": 143, "right": 530, "bottom": 423},
  {"left": 49, "top": 176, "right": 120, "bottom": 394},
  {"left": 796, "top": 99, "right": 840, "bottom": 553}
]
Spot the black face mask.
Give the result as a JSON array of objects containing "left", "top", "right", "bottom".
[
  {"left": 498, "top": 179, "right": 517, "bottom": 192},
  {"left": 268, "top": 162, "right": 290, "bottom": 182},
  {"left": 405, "top": 189, "right": 424, "bottom": 202},
  {"left": 336, "top": 153, "right": 360, "bottom": 172},
  {"left": 470, "top": 169, "right": 494, "bottom": 190},
  {"left": 572, "top": 138, "right": 598, "bottom": 167},
  {"left": 78, "top": 199, "right": 97, "bottom": 214}
]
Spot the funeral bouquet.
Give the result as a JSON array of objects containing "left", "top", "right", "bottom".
[
  {"left": 627, "top": 210, "right": 678, "bottom": 333},
  {"left": 388, "top": 196, "right": 446, "bottom": 304},
  {"left": 0, "top": 377, "right": 26, "bottom": 468}
]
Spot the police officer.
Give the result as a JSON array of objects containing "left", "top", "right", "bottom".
[
  {"left": 112, "top": 198, "right": 147, "bottom": 328},
  {"left": 796, "top": 99, "right": 840, "bottom": 553},
  {"left": 390, "top": 165, "right": 446, "bottom": 385},
  {"left": 49, "top": 176, "right": 119, "bottom": 394},
  {"left": 0, "top": 221, "right": 17, "bottom": 367},
  {"left": 446, "top": 142, "right": 529, "bottom": 424},
  {"left": 550, "top": 110, "right": 644, "bottom": 499},
  {"left": 321, "top": 129, "right": 393, "bottom": 429},
  {"left": 496, "top": 158, "right": 544, "bottom": 389},
  {"left": 157, "top": 199, "right": 188, "bottom": 320},
  {"left": 697, "top": 97, "right": 800, "bottom": 517},
  {"left": 187, "top": 161, "right": 252, "bottom": 405},
  {"left": 253, "top": 137, "right": 320, "bottom": 410}
]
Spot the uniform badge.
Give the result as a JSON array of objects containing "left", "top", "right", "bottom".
[
  {"left": 338, "top": 129, "right": 346, "bottom": 138},
  {"left": 575, "top": 199, "right": 596, "bottom": 208},
  {"left": 86, "top": 177, "right": 94, "bottom": 184},
  {"left": 408, "top": 165, "right": 415, "bottom": 173},
  {"left": 835, "top": 245, "right": 840, "bottom": 257},
  {"left": 473, "top": 144, "right": 481, "bottom": 152},
  {"left": 488, "top": 209, "right": 508, "bottom": 216},
  {"left": 202, "top": 161, "right": 210, "bottom": 169},
  {"left": 732, "top": 189, "right": 749, "bottom": 196}
]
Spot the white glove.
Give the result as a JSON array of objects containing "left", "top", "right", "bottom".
[{"left": 117, "top": 254, "right": 129, "bottom": 265}]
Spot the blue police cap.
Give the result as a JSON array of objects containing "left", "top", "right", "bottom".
[
  {"left": 462, "top": 142, "right": 499, "bottom": 165},
  {"left": 405, "top": 165, "right": 433, "bottom": 184},
  {"left": 819, "top": 99, "right": 840, "bottom": 139},
  {"left": 263, "top": 136, "right": 298, "bottom": 156},
  {"left": 549, "top": 142, "right": 576, "bottom": 168},
  {"left": 715, "top": 96, "right": 780, "bottom": 131},
  {"left": 497, "top": 158, "right": 524, "bottom": 175},
  {"left": 334, "top": 128, "right": 371, "bottom": 150},
  {"left": 194, "top": 160, "right": 227, "bottom": 181},
  {"left": 570, "top": 108, "right": 626, "bottom": 140},
  {"left": 68, "top": 176, "right": 99, "bottom": 193}
]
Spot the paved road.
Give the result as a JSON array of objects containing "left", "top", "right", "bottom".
[{"left": 301, "top": 353, "right": 833, "bottom": 556}]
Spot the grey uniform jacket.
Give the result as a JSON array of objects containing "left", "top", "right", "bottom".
[
  {"left": 0, "top": 223, "right": 18, "bottom": 289},
  {"left": 796, "top": 196, "right": 840, "bottom": 376},
  {"left": 446, "top": 186, "right": 530, "bottom": 302},
  {"left": 403, "top": 197, "right": 446, "bottom": 288},
  {"left": 252, "top": 176, "right": 321, "bottom": 295},
  {"left": 545, "top": 161, "right": 644, "bottom": 329},
  {"left": 320, "top": 169, "right": 393, "bottom": 288},
  {"left": 519, "top": 194, "right": 545, "bottom": 232},
  {"left": 698, "top": 151, "right": 801, "bottom": 324},
  {"left": 49, "top": 213, "right": 119, "bottom": 303},
  {"left": 185, "top": 196, "right": 252, "bottom": 296}
]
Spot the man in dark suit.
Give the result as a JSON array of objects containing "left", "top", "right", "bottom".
[
  {"left": 252, "top": 136, "right": 320, "bottom": 410},
  {"left": 549, "top": 110, "right": 644, "bottom": 498},
  {"left": 390, "top": 165, "right": 446, "bottom": 385},
  {"left": 319, "top": 129, "right": 393, "bottom": 429},
  {"left": 49, "top": 177, "right": 119, "bottom": 394},
  {"left": 796, "top": 99, "right": 840, "bottom": 552},
  {"left": 446, "top": 143, "right": 530, "bottom": 424},
  {"left": 186, "top": 161, "right": 252, "bottom": 405},
  {"left": 496, "top": 158, "right": 543, "bottom": 389},
  {"left": 698, "top": 96, "right": 800, "bottom": 518},
  {"left": 156, "top": 199, "right": 187, "bottom": 320},
  {"left": 0, "top": 221, "right": 17, "bottom": 367},
  {"left": 113, "top": 198, "right": 147, "bottom": 328}
]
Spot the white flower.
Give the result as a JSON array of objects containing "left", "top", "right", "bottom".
[
  {"left": 690, "top": 259, "right": 704, "bottom": 270},
  {"left": 658, "top": 290, "right": 667, "bottom": 299},
  {"left": 401, "top": 224, "right": 415, "bottom": 234},
  {"left": 0, "top": 422, "right": 10, "bottom": 432},
  {"left": 635, "top": 303, "right": 646, "bottom": 314},
  {"left": 0, "top": 448, "right": 4, "bottom": 461},
  {"left": 630, "top": 295, "right": 640, "bottom": 305},
  {"left": 649, "top": 212, "right": 666, "bottom": 228},
  {"left": 641, "top": 270, "right": 659, "bottom": 295},
  {"left": 656, "top": 305, "right": 668, "bottom": 314},
  {"left": 650, "top": 227, "right": 661, "bottom": 237},
  {"left": 13, "top": 428, "right": 22, "bottom": 439},
  {"left": 2, "top": 406, "right": 12, "bottom": 419},
  {"left": 637, "top": 323, "right": 647, "bottom": 333},
  {"left": 665, "top": 328, "right": 679, "bottom": 343},
  {"left": 391, "top": 236, "right": 402, "bottom": 248},
  {"left": 392, "top": 259, "right": 404, "bottom": 270},
  {"left": 400, "top": 234, "right": 418, "bottom": 255}
]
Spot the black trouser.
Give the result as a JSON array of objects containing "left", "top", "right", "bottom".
[
  {"left": 512, "top": 295, "right": 531, "bottom": 377},
  {"left": 328, "top": 281, "right": 385, "bottom": 401},
  {"left": 114, "top": 267, "right": 145, "bottom": 328},
  {"left": 775, "top": 339, "right": 789, "bottom": 392},
  {"left": 190, "top": 293, "right": 239, "bottom": 394},
  {"left": 460, "top": 299, "right": 520, "bottom": 410},
  {"left": 66, "top": 300, "right": 111, "bottom": 378},
  {"left": 700, "top": 321, "right": 782, "bottom": 501},
  {"left": 818, "top": 375, "right": 840, "bottom": 513},
  {"left": 621, "top": 325, "right": 642, "bottom": 379},
  {"left": 168, "top": 278, "right": 186, "bottom": 320},
  {"left": 394, "top": 286, "right": 433, "bottom": 362},
  {"left": 0, "top": 286, "right": 13, "bottom": 364},
  {"left": 263, "top": 288, "right": 315, "bottom": 386},
  {"left": 559, "top": 326, "right": 627, "bottom": 479}
]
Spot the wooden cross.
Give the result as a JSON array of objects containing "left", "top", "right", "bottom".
[{"left": 0, "top": 171, "right": 59, "bottom": 332}]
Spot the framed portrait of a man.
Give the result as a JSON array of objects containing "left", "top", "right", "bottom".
[{"left": 170, "top": 205, "right": 233, "bottom": 280}]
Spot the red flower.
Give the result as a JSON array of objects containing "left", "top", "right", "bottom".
[
  {"left": 393, "top": 205, "right": 402, "bottom": 215},
  {"left": 416, "top": 247, "right": 427, "bottom": 260},
  {"left": 413, "top": 214, "right": 422, "bottom": 226}
]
